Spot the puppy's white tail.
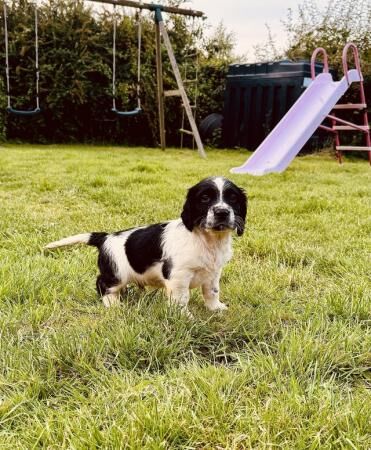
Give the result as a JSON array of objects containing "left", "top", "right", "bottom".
[{"left": 45, "top": 233, "right": 92, "bottom": 249}]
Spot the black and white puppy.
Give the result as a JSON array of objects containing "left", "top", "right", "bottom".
[{"left": 45, "top": 177, "right": 247, "bottom": 313}]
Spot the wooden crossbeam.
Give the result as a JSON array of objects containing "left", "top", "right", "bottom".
[
  {"left": 164, "top": 89, "right": 181, "bottom": 97},
  {"left": 179, "top": 128, "right": 193, "bottom": 135},
  {"left": 86, "top": 0, "right": 204, "bottom": 17}
]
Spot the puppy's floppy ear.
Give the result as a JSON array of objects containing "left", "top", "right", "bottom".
[
  {"left": 236, "top": 188, "right": 248, "bottom": 237},
  {"left": 181, "top": 191, "right": 195, "bottom": 232},
  {"left": 237, "top": 221, "right": 245, "bottom": 236}
]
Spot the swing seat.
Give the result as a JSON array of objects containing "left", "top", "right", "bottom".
[
  {"left": 111, "top": 106, "right": 142, "bottom": 117},
  {"left": 6, "top": 106, "right": 41, "bottom": 116},
  {"left": 4, "top": 2, "right": 41, "bottom": 118}
]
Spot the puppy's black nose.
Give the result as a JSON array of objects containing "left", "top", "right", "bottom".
[{"left": 214, "top": 207, "right": 230, "bottom": 218}]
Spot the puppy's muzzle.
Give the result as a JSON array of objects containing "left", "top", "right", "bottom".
[
  {"left": 214, "top": 207, "right": 230, "bottom": 220},
  {"left": 211, "top": 206, "right": 233, "bottom": 230}
]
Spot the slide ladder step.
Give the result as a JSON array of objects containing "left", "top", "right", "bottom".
[
  {"left": 336, "top": 146, "right": 371, "bottom": 151},
  {"left": 333, "top": 125, "right": 369, "bottom": 131},
  {"left": 332, "top": 103, "right": 366, "bottom": 110}
]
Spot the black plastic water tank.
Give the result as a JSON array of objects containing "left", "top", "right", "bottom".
[{"left": 222, "top": 60, "right": 332, "bottom": 150}]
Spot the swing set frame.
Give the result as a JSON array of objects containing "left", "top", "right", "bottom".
[{"left": 87, "top": 0, "right": 206, "bottom": 157}]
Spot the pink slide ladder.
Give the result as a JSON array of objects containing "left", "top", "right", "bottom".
[
  {"left": 230, "top": 43, "right": 370, "bottom": 175},
  {"left": 317, "top": 44, "right": 370, "bottom": 165}
]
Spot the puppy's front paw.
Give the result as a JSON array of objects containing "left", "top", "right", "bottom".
[
  {"left": 102, "top": 294, "right": 120, "bottom": 307},
  {"left": 178, "top": 305, "right": 194, "bottom": 319},
  {"left": 207, "top": 301, "right": 228, "bottom": 312}
]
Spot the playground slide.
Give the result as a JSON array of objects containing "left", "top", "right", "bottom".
[{"left": 230, "top": 69, "right": 362, "bottom": 175}]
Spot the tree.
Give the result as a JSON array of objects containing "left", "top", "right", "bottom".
[
  {"left": 283, "top": 0, "right": 370, "bottom": 76},
  {"left": 253, "top": 0, "right": 370, "bottom": 76}
]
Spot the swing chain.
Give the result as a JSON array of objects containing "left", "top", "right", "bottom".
[
  {"left": 3, "top": 2, "right": 11, "bottom": 109},
  {"left": 35, "top": 1, "right": 40, "bottom": 110},
  {"left": 136, "top": 2, "right": 142, "bottom": 109},
  {"left": 3, "top": 1, "right": 41, "bottom": 114},
  {"left": 112, "top": 0, "right": 142, "bottom": 113}
]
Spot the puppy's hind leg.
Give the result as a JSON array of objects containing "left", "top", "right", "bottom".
[{"left": 96, "top": 243, "right": 127, "bottom": 308}]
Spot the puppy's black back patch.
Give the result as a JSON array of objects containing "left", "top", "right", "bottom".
[{"left": 125, "top": 223, "right": 167, "bottom": 274}]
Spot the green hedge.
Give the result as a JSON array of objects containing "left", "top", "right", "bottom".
[{"left": 1, "top": 0, "right": 228, "bottom": 146}]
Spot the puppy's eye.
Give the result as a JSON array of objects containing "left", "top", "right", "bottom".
[
  {"left": 200, "top": 194, "right": 210, "bottom": 203},
  {"left": 229, "top": 193, "right": 238, "bottom": 203}
]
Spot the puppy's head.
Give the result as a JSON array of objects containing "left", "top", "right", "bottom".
[{"left": 181, "top": 177, "right": 247, "bottom": 236}]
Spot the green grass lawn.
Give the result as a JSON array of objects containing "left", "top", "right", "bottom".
[{"left": 0, "top": 144, "right": 370, "bottom": 449}]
